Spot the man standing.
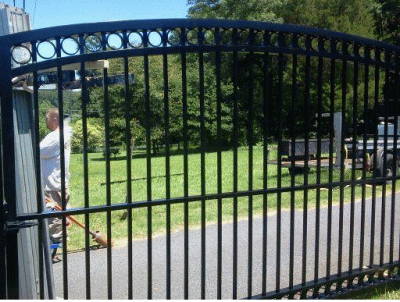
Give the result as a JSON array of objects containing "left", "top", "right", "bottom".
[{"left": 40, "top": 108, "right": 73, "bottom": 261}]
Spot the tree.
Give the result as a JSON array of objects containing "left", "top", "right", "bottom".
[
  {"left": 188, "top": 0, "right": 284, "bottom": 22},
  {"left": 71, "top": 118, "right": 104, "bottom": 153},
  {"left": 186, "top": 0, "right": 383, "bottom": 141},
  {"left": 96, "top": 53, "right": 235, "bottom": 151},
  {"left": 374, "top": 0, "right": 400, "bottom": 45},
  {"left": 276, "top": 0, "right": 376, "bottom": 39}
]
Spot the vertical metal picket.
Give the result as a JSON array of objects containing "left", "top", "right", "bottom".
[
  {"left": 180, "top": 27, "right": 189, "bottom": 299},
  {"left": 326, "top": 53, "right": 336, "bottom": 280},
  {"left": 380, "top": 52, "right": 391, "bottom": 268},
  {"left": 102, "top": 66, "right": 113, "bottom": 299},
  {"left": 232, "top": 29, "right": 239, "bottom": 299},
  {"left": 216, "top": 35, "right": 223, "bottom": 300},
  {"left": 289, "top": 49, "right": 297, "bottom": 291},
  {"left": 262, "top": 48, "right": 270, "bottom": 296},
  {"left": 31, "top": 39, "right": 46, "bottom": 299},
  {"left": 369, "top": 49, "right": 380, "bottom": 271},
  {"left": 338, "top": 46, "right": 348, "bottom": 276},
  {"left": 247, "top": 46, "right": 254, "bottom": 299},
  {"left": 349, "top": 46, "right": 359, "bottom": 274},
  {"left": 276, "top": 49, "right": 284, "bottom": 293},
  {"left": 55, "top": 40, "right": 70, "bottom": 298},
  {"left": 302, "top": 47, "right": 311, "bottom": 292},
  {"left": 143, "top": 49, "right": 153, "bottom": 300},
  {"left": 314, "top": 50, "right": 323, "bottom": 285},
  {"left": 123, "top": 52, "right": 133, "bottom": 299},
  {"left": 359, "top": 46, "right": 370, "bottom": 273},
  {"left": 78, "top": 34, "right": 92, "bottom": 299},
  {"left": 198, "top": 27, "right": 207, "bottom": 300},
  {"left": 162, "top": 28, "right": 172, "bottom": 300}
]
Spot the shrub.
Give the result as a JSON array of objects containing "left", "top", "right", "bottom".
[{"left": 71, "top": 118, "right": 104, "bottom": 153}]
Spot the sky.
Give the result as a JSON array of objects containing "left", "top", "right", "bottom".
[{"left": 4, "top": 0, "right": 190, "bottom": 30}]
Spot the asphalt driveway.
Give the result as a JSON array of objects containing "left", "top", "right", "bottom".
[{"left": 52, "top": 191, "right": 400, "bottom": 299}]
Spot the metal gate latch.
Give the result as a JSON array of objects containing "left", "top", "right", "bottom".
[{"left": 5, "top": 221, "right": 38, "bottom": 233}]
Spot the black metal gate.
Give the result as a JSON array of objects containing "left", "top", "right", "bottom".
[{"left": 1, "top": 19, "right": 400, "bottom": 299}]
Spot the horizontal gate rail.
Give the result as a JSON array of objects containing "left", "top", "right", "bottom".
[{"left": 10, "top": 175, "right": 400, "bottom": 222}]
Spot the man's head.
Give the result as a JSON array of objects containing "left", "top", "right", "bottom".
[{"left": 45, "top": 108, "right": 59, "bottom": 131}]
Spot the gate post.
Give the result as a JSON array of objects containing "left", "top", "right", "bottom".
[
  {"left": 0, "top": 37, "right": 20, "bottom": 298},
  {"left": 0, "top": 164, "right": 6, "bottom": 299}
]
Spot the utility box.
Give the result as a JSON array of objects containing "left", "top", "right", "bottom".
[
  {"left": 0, "top": 3, "right": 32, "bottom": 69},
  {"left": 0, "top": 3, "right": 31, "bottom": 35}
]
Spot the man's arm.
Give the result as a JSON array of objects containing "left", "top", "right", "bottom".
[{"left": 40, "top": 132, "right": 60, "bottom": 159}]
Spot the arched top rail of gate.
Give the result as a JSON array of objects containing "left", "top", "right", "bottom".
[{"left": 3, "top": 18, "right": 400, "bottom": 77}]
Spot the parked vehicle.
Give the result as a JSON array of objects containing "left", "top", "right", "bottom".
[{"left": 346, "top": 115, "right": 400, "bottom": 178}]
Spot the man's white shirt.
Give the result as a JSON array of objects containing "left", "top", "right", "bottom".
[{"left": 40, "top": 122, "right": 73, "bottom": 191}]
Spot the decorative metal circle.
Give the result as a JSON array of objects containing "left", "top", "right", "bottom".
[
  {"left": 310, "top": 37, "right": 318, "bottom": 51},
  {"left": 270, "top": 32, "right": 278, "bottom": 47},
  {"left": 107, "top": 33, "right": 123, "bottom": 50},
  {"left": 298, "top": 35, "right": 306, "bottom": 50},
  {"left": 148, "top": 31, "right": 162, "bottom": 47},
  {"left": 237, "top": 29, "right": 249, "bottom": 45},
  {"left": 219, "top": 28, "right": 231, "bottom": 45},
  {"left": 128, "top": 31, "right": 143, "bottom": 48},
  {"left": 186, "top": 29, "right": 198, "bottom": 46},
  {"left": 306, "top": 288, "right": 313, "bottom": 298},
  {"left": 324, "top": 39, "right": 331, "bottom": 52},
  {"left": 167, "top": 29, "right": 180, "bottom": 46},
  {"left": 201, "top": 29, "right": 213, "bottom": 45},
  {"left": 11, "top": 44, "right": 32, "bottom": 64},
  {"left": 381, "top": 49, "right": 387, "bottom": 61},
  {"left": 283, "top": 33, "right": 292, "bottom": 47},
  {"left": 85, "top": 34, "right": 102, "bottom": 52},
  {"left": 37, "top": 40, "right": 57, "bottom": 59},
  {"left": 335, "top": 41, "right": 343, "bottom": 54},
  {"left": 358, "top": 44, "right": 364, "bottom": 58},
  {"left": 254, "top": 30, "right": 264, "bottom": 46},
  {"left": 347, "top": 42, "right": 355, "bottom": 56},
  {"left": 61, "top": 37, "right": 80, "bottom": 56}
]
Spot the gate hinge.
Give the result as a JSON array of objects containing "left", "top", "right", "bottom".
[{"left": 5, "top": 221, "right": 38, "bottom": 233}]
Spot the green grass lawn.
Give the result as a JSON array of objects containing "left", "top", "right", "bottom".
[
  {"left": 65, "top": 145, "right": 386, "bottom": 250},
  {"left": 366, "top": 284, "right": 400, "bottom": 300},
  {"left": 341, "top": 281, "right": 400, "bottom": 299}
]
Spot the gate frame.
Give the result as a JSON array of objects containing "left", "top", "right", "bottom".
[{"left": 1, "top": 18, "right": 400, "bottom": 299}]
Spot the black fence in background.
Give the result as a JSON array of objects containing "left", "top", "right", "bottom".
[{"left": 1, "top": 19, "right": 400, "bottom": 299}]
